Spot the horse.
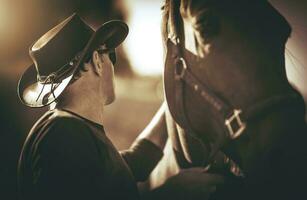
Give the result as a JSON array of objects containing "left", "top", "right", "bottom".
[{"left": 145, "top": 0, "right": 307, "bottom": 199}]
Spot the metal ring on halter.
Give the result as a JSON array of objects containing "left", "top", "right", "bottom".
[{"left": 175, "top": 57, "right": 188, "bottom": 79}]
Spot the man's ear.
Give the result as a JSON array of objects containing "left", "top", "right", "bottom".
[{"left": 92, "top": 50, "right": 103, "bottom": 76}]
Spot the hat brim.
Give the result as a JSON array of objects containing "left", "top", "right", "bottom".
[
  {"left": 17, "top": 64, "right": 74, "bottom": 107},
  {"left": 18, "top": 20, "right": 128, "bottom": 108}
]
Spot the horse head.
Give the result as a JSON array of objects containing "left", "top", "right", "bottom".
[{"left": 162, "top": 0, "right": 306, "bottom": 178}]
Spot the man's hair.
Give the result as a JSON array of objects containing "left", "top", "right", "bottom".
[
  {"left": 55, "top": 53, "right": 92, "bottom": 107},
  {"left": 69, "top": 52, "right": 93, "bottom": 84}
]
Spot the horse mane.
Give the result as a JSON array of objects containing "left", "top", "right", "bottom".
[{"left": 179, "top": 0, "right": 292, "bottom": 44}]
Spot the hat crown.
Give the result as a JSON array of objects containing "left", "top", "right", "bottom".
[{"left": 30, "top": 13, "right": 94, "bottom": 77}]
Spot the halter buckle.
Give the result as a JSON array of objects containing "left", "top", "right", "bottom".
[{"left": 225, "top": 109, "right": 246, "bottom": 139}]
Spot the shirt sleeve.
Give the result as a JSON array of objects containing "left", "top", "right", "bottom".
[
  {"left": 121, "top": 139, "right": 163, "bottom": 182},
  {"left": 31, "top": 118, "right": 106, "bottom": 200}
]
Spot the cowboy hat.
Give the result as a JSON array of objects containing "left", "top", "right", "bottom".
[{"left": 17, "top": 13, "right": 128, "bottom": 107}]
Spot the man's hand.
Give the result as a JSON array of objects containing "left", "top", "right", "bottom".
[
  {"left": 144, "top": 167, "right": 224, "bottom": 200},
  {"left": 165, "top": 167, "right": 224, "bottom": 199}
]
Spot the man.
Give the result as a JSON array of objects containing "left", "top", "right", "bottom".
[{"left": 17, "top": 14, "right": 223, "bottom": 200}]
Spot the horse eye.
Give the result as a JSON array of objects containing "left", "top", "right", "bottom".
[{"left": 193, "top": 10, "right": 220, "bottom": 40}]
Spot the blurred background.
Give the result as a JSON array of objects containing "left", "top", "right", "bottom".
[{"left": 0, "top": 0, "right": 306, "bottom": 199}]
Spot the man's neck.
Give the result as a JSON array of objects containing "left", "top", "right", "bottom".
[
  {"left": 55, "top": 82, "right": 105, "bottom": 126},
  {"left": 58, "top": 103, "right": 104, "bottom": 126}
]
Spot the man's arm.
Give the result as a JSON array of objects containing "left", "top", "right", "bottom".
[
  {"left": 136, "top": 102, "right": 168, "bottom": 149},
  {"left": 121, "top": 103, "right": 168, "bottom": 181},
  {"left": 142, "top": 168, "right": 224, "bottom": 200}
]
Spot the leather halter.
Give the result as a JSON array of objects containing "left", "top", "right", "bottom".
[
  {"left": 164, "top": 0, "right": 301, "bottom": 174},
  {"left": 166, "top": 0, "right": 246, "bottom": 141}
]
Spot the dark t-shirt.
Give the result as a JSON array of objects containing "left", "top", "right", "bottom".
[{"left": 18, "top": 109, "right": 163, "bottom": 200}]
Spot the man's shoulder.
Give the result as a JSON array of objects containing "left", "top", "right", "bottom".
[
  {"left": 25, "top": 109, "right": 92, "bottom": 150},
  {"left": 18, "top": 109, "right": 104, "bottom": 183},
  {"left": 31, "top": 109, "right": 88, "bottom": 133}
]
